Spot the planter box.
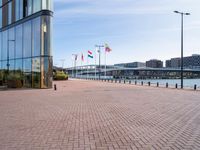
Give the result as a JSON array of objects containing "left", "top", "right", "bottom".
[{"left": 8, "top": 80, "right": 23, "bottom": 88}]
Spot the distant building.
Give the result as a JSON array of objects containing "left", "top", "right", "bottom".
[
  {"left": 146, "top": 59, "right": 163, "bottom": 68},
  {"left": 166, "top": 54, "right": 200, "bottom": 69},
  {"left": 166, "top": 60, "right": 171, "bottom": 68},
  {"left": 114, "top": 62, "right": 146, "bottom": 68},
  {"left": 184, "top": 54, "right": 200, "bottom": 69}
]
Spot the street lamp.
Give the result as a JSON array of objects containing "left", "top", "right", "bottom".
[
  {"left": 7, "top": 40, "right": 15, "bottom": 74},
  {"left": 95, "top": 45, "right": 104, "bottom": 80},
  {"left": 174, "top": 11, "right": 190, "bottom": 89}
]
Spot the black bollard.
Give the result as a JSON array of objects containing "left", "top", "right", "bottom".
[
  {"left": 157, "top": 82, "right": 159, "bottom": 87},
  {"left": 135, "top": 81, "right": 137, "bottom": 85},
  {"left": 124, "top": 80, "right": 126, "bottom": 84},
  {"left": 148, "top": 82, "right": 151, "bottom": 86},
  {"left": 194, "top": 84, "right": 197, "bottom": 91},
  {"left": 54, "top": 84, "right": 57, "bottom": 91},
  {"left": 175, "top": 84, "right": 178, "bottom": 89},
  {"left": 166, "top": 83, "right": 168, "bottom": 88},
  {"left": 141, "top": 81, "right": 143, "bottom": 86}
]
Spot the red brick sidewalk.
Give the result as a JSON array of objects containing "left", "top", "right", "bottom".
[{"left": 0, "top": 80, "right": 200, "bottom": 150}]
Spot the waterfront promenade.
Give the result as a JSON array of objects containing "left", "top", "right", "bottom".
[{"left": 0, "top": 80, "right": 200, "bottom": 150}]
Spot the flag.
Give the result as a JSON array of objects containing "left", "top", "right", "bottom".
[
  {"left": 81, "top": 53, "right": 84, "bottom": 62},
  {"left": 88, "top": 50, "right": 93, "bottom": 58},
  {"left": 105, "top": 43, "right": 112, "bottom": 52}
]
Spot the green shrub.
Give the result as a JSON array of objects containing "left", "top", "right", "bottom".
[
  {"left": 7, "top": 73, "right": 23, "bottom": 88},
  {"left": 7, "top": 72, "right": 23, "bottom": 81},
  {"left": 53, "top": 71, "right": 68, "bottom": 80}
]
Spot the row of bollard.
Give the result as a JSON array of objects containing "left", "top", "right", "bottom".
[
  {"left": 80, "top": 78, "right": 198, "bottom": 91},
  {"left": 93, "top": 79, "right": 197, "bottom": 91}
]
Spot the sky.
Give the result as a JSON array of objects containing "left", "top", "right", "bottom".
[{"left": 53, "top": 0, "right": 200, "bottom": 68}]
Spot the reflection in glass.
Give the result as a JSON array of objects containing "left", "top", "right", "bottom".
[
  {"left": 9, "top": 60, "right": 15, "bottom": 73},
  {"left": 8, "top": 2, "right": 12, "bottom": 24},
  {"left": 28, "top": 0, "right": 32, "bottom": 16},
  {"left": 15, "top": 59, "right": 22, "bottom": 72},
  {"left": 1, "top": 61, "right": 7, "bottom": 84},
  {"left": 0, "top": 32, "right": 2, "bottom": 60},
  {"left": 32, "top": 57, "right": 40, "bottom": 88},
  {"left": 32, "top": 17, "right": 41, "bottom": 57},
  {"left": 16, "top": 25, "right": 23, "bottom": 58},
  {"left": 23, "top": 58, "right": 32, "bottom": 87},
  {"left": 41, "top": 57, "right": 52, "bottom": 88},
  {"left": 23, "top": 21, "right": 32, "bottom": 58},
  {"left": 42, "top": 16, "right": 51, "bottom": 56},
  {"left": 0, "top": 8, "right": 2, "bottom": 28},
  {"left": 2, "top": 31, "right": 8, "bottom": 61},
  {"left": 8, "top": 28, "right": 15, "bottom": 59},
  {"left": 33, "top": 0, "right": 41, "bottom": 13}
]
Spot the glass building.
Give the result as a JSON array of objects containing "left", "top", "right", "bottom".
[{"left": 0, "top": 0, "right": 53, "bottom": 88}]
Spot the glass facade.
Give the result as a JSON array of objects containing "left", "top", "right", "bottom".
[{"left": 0, "top": 0, "right": 53, "bottom": 88}]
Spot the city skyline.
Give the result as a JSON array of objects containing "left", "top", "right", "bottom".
[{"left": 53, "top": 0, "right": 200, "bottom": 67}]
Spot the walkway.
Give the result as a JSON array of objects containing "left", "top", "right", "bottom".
[{"left": 0, "top": 80, "right": 200, "bottom": 150}]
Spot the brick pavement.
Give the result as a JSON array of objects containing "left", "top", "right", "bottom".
[{"left": 0, "top": 79, "right": 200, "bottom": 150}]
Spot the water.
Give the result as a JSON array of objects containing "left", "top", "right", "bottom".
[
  {"left": 72, "top": 75, "right": 200, "bottom": 88},
  {"left": 132, "top": 79, "right": 200, "bottom": 88}
]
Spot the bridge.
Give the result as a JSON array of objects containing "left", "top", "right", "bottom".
[{"left": 66, "top": 65, "right": 200, "bottom": 79}]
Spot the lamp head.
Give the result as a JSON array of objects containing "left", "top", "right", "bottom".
[{"left": 174, "top": 11, "right": 179, "bottom": 13}]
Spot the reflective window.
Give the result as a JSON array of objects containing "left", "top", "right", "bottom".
[
  {"left": 42, "top": 0, "right": 47, "bottom": 10},
  {"left": 42, "top": 0, "right": 52, "bottom": 11},
  {"left": 1, "top": 61, "right": 7, "bottom": 82},
  {"left": 8, "top": 2, "right": 12, "bottom": 24},
  {"left": 16, "top": 24, "right": 23, "bottom": 58},
  {"left": 2, "top": 31, "right": 8, "bottom": 61},
  {"left": 28, "top": 0, "right": 32, "bottom": 16},
  {"left": 23, "top": 58, "right": 32, "bottom": 87},
  {"left": 32, "top": 57, "right": 41, "bottom": 88},
  {"left": 33, "top": 0, "right": 41, "bottom": 13},
  {"left": 9, "top": 60, "right": 15, "bottom": 73},
  {"left": 23, "top": 21, "right": 32, "bottom": 58},
  {"left": 2, "top": 61, "right": 7, "bottom": 70},
  {"left": 42, "top": 16, "right": 51, "bottom": 56},
  {"left": 0, "top": 8, "right": 2, "bottom": 28},
  {"left": 19, "top": 0, "right": 23, "bottom": 19},
  {"left": 15, "top": 0, "right": 20, "bottom": 21},
  {"left": 32, "top": 17, "right": 41, "bottom": 57},
  {"left": 15, "top": 59, "right": 23, "bottom": 79},
  {"left": 41, "top": 57, "right": 52, "bottom": 88},
  {"left": 8, "top": 28, "right": 15, "bottom": 59},
  {"left": 0, "top": 32, "right": 1, "bottom": 60},
  {"left": 15, "top": 59, "right": 22, "bottom": 72},
  {"left": 2, "top": 4, "right": 8, "bottom": 27}
]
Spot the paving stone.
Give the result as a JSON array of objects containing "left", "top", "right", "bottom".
[{"left": 0, "top": 79, "right": 200, "bottom": 150}]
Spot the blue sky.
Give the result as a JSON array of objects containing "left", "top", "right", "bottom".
[{"left": 53, "top": 0, "right": 200, "bottom": 67}]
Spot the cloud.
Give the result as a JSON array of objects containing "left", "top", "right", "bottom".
[{"left": 54, "top": 0, "right": 200, "bottom": 19}]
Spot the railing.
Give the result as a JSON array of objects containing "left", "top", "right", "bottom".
[{"left": 76, "top": 77, "right": 200, "bottom": 91}]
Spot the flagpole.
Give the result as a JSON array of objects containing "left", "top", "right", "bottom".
[
  {"left": 87, "top": 54, "right": 88, "bottom": 79},
  {"left": 105, "top": 50, "right": 106, "bottom": 79},
  {"left": 95, "top": 50, "right": 97, "bottom": 79},
  {"left": 75, "top": 57, "right": 77, "bottom": 78},
  {"left": 81, "top": 57, "right": 82, "bottom": 79},
  {"left": 71, "top": 57, "right": 73, "bottom": 78},
  {"left": 95, "top": 45, "right": 104, "bottom": 80}
]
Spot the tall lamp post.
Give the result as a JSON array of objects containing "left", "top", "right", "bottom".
[
  {"left": 95, "top": 45, "right": 104, "bottom": 80},
  {"left": 174, "top": 11, "right": 190, "bottom": 89},
  {"left": 7, "top": 40, "right": 15, "bottom": 74}
]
